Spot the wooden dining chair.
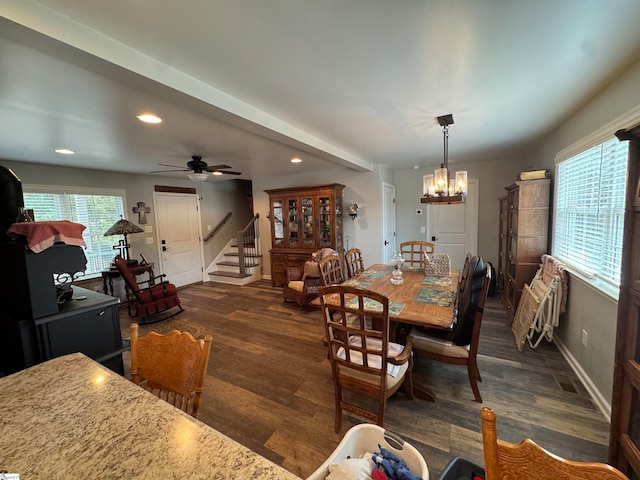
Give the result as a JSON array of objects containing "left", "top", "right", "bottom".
[
  {"left": 319, "top": 254, "right": 346, "bottom": 286},
  {"left": 400, "top": 240, "right": 434, "bottom": 267},
  {"left": 481, "top": 407, "right": 628, "bottom": 479},
  {"left": 130, "top": 322, "right": 213, "bottom": 418},
  {"left": 409, "top": 256, "right": 491, "bottom": 402},
  {"left": 345, "top": 248, "right": 365, "bottom": 278},
  {"left": 319, "top": 285, "right": 415, "bottom": 432}
]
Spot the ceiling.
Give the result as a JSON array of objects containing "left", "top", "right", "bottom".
[{"left": 2, "top": 1, "right": 640, "bottom": 182}]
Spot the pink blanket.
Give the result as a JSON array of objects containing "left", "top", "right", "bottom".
[{"left": 7, "top": 220, "right": 87, "bottom": 253}]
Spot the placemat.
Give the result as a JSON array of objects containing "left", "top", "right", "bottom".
[
  {"left": 342, "top": 278, "right": 373, "bottom": 289},
  {"left": 359, "top": 269, "right": 389, "bottom": 279},
  {"left": 415, "top": 288, "right": 455, "bottom": 306},
  {"left": 346, "top": 297, "right": 405, "bottom": 316},
  {"left": 421, "top": 275, "right": 453, "bottom": 287}
]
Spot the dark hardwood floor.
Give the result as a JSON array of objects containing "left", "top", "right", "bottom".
[{"left": 121, "top": 280, "right": 611, "bottom": 479}]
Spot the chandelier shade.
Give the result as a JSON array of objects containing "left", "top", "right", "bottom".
[
  {"left": 421, "top": 114, "right": 467, "bottom": 205},
  {"left": 187, "top": 172, "right": 209, "bottom": 182}
]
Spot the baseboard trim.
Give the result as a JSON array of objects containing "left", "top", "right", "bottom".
[{"left": 554, "top": 337, "right": 611, "bottom": 422}]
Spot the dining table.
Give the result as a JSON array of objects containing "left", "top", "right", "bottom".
[
  {"left": 319, "top": 263, "right": 460, "bottom": 401},
  {"left": 0, "top": 352, "right": 301, "bottom": 479}
]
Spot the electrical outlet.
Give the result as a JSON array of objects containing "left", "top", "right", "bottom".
[
  {"left": 420, "top": 226, "right": 426, "bottom": 233},
  {"left": 146, "top": 236, "right": 154, "bottom": 244},
  {"left": 581, "top": 329, "right": 588, "bottom": 347}
]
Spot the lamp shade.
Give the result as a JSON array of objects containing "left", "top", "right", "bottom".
[{"left": 104, "top": 217, "right": 144, "bottom": 236}]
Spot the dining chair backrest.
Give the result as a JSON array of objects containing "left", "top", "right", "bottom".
[
  {"left": 319, "top": 254, "right": 346, "bottom": 286},
  {"left": 130, "top": 323, "right": 213, "bottom": 418},
  {"left": 452, "top": 255, "right": 486, "bottom": 346},
  {"left": 481, "top": 407, "right": 628, "bottom": 480},
  {"left": 345, "top": 248, "right": 365, "bottom": 278},
  {"left": 400, "top": 241, "right": 435, "bottom": 267}
]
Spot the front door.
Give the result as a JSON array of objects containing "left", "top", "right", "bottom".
[
  {"left": 427, "top": 178, "right": 478, "bottom": 269},
  {"left": 154, "top": 192, "right": 204, "bottom": 287}
]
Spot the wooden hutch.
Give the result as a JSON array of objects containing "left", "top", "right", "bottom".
[
  {"left": 265, "top": 184, "right": 344, "bottom": 287},
  {"left": 500, "top": 178, "right": 550, "bottom": 318}
]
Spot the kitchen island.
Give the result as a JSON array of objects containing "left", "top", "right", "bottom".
[{"left": 0, "top": 352, "right": 300, "bottom": 479}]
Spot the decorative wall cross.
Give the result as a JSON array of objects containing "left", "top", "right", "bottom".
[{"left": 133, "top": 202, "right": 151, "bottom": 224}]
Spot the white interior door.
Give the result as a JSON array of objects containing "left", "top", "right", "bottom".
[
  {"left": 154, "top": 192, "right": 204, "bottom": 287},
  {"left": 382, "top": 182, "right": 396, "bottom": 263},
  {"left": 427, "top": 178, "right": 478, "bottom": 269}
]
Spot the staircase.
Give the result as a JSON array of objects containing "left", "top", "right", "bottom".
[{"left": 207, "top": 214, "right": 262, "bottom": 286}]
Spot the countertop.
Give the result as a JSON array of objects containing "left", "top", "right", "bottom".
[{"left": 0, "top": 352, "right": 300, "bottom": 479}]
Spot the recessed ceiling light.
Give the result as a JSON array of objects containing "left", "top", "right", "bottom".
[
  {"left": 55, "top": 148, "right": 75, "bottom": 155},
  {"left": 291, "top": 157, "right": 302, "bottom": 163},
  {"left": 136, "top": 113, "right": 162, "bottom": 124},
  {"left": 212, "top": 171, "right": 223, "bottom": 176}
]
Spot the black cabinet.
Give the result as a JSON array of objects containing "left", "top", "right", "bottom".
[
  {"left": 34, "top": 287, "right": 125, "bottom": 374},
  {"left": 0, "top": 240, "right": 126, "bottom": 375}
]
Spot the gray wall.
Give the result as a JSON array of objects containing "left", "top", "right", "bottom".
[
  {"left": 1, "top": 158, "right": 253, "bottom": 291},
  {"left": 521, "top": 55, "right": 640, "bottom": 414},
  {"left": 394, "top": 156, "right": 522, "bottom": 267}
]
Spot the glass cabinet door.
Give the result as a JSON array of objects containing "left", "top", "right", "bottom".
[
  {"left": 318, "top": 195, "right": 332, "bottom": 247},
  {"left": 301, "top": 196, "right": 314, "bottom": 247},
  {"left": 287, "top": 198, "right": 299, "bottom": 247},
  {"left": 272, "top": 200, "right": 284, "bottom": 246}
]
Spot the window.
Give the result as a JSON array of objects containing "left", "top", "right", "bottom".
[
  {"left": 553, "top": 137, "right": 628, "bottom": 289},
  {"left": 23, "top": 185, "right": 126, "bottom": 277}
]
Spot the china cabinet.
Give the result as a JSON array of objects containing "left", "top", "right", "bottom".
[
  {"left": 265, "top": 184, "right": 344, "bottom": 286},
  {"left": 500, "top": 179, "right": 550, "bottom": 318}
]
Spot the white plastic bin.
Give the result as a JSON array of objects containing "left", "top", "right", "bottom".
[{"left": 306, "top": 423, "right": 429, "bottom": 480}]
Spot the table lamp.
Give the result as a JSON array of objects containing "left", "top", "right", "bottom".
[{"left": 104, "top": 216, "right": 144, "bottom": 265}]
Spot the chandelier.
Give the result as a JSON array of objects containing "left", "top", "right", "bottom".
[{"left": 421, "top": 114, "right": 467, "bottom": 205}]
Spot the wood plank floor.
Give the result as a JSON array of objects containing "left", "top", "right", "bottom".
[{"left": 122, "top": 280, "right": 611, "bottom": 479}]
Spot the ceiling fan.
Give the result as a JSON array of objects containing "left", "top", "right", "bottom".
[{"left": 150, "top": 155, "right": 242, "bottom": 178}]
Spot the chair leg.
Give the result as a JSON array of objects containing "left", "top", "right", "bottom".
[
  {"left": 476, "top": 363, "right": 482, "bottom": 382},
  {"left": 334, "top": 386, "right": 342, "bottom": 433},
  {"left": 468, "top": 360, "right": 483, "bottom": 403}
]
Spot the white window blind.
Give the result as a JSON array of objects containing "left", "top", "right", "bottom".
[
  {"left": 22, "top": 186, "right": 126, "bottom": 277},
  {"left": 553, "top": 137, "right": 628, "bottom": 288}
]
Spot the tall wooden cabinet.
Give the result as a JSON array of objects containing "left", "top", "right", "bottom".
[
  {"left": 265, "top": 184, "right": 344, "bottom": 286},
  {"left": 500, "top": 179, "right": 550, "bottom": 317}
]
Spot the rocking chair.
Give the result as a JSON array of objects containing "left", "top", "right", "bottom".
[{"left": 114, "top": 255, "right": 183, "bottom": 324}]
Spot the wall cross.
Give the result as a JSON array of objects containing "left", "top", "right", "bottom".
[{"left": 133, "top": 202, "right": 151, "bottom": 224}]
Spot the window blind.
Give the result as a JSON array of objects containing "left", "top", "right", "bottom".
[
  {"left": 553, "top": 137, "right": 628, "bottom": 287},
  {"left": 23, "top": 186, "right": 126, "bottom": 276}
]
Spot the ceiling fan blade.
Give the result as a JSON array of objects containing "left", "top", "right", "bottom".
[
  {"left": 149, "top": 168, "right": 189, "bottom": 173},
  {"left": 204, "top": 164, "right": 232, "bottom": 172},
  {"left": 157, "top": 163, "right": 188, "bottom": 169}
]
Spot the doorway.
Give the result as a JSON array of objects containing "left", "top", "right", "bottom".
[
  {"left": 426, "top": 178, "right": 479, "bottom": 269},
  {"left": 154, "top": 192, "right": 204, "bottom": 287},
  {"left": 382, "top": 182, "right": 396, "bottom": 263}
]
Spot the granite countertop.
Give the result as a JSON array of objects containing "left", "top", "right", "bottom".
[{"left": 0, "top": 353, "right": 301, "bottom": 479}]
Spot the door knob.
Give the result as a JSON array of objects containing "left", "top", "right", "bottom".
[{"left": 384, "top": 240, "right": 390, "bottom": 246}]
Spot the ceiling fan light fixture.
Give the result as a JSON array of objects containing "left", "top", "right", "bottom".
[
  {"left": 212, "top": 171, "right": 223, "bottom": 176},
  {"left": 136, "top": 113, "right": 162, "bottom": 124},
  {"left": 187, "top": 172, "right": 209, "bottom": 182}
]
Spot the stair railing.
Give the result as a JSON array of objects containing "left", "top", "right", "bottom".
[
  {"left": 204, "top": 211, "right": 232, "bottom": 242},
  {"left": 238, "top": 214, "right": 260, "bottom": 277}
]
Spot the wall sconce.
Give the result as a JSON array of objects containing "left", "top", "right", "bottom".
[{"left": 348, "top": 201, "right": 359, "bottom": 220}]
